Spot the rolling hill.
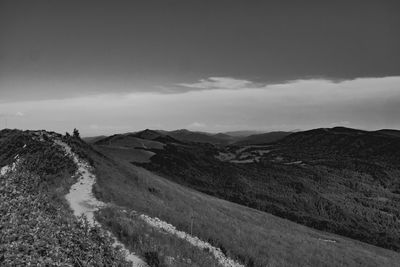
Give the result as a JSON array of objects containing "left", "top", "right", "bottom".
[
  {"left": 126, "top": 127, "right": 400, "bottom": 253},
  {"left": 87, "top": 129, "right": 292, "bottom": 147},
  {"left": 159, "top": 129, "right": 235, "bottom": 145},
  {"left": 232, "top": 131, "right": 292, "bottom": 145},
  {"left": 4, "top": 128, "right": 400, "bottom": 266},
  {"left": 90, "top": 128, "right": 400, "bottom": 266},
  {"left": 82, "top": 135, "right": 107, "bottom": 144}
]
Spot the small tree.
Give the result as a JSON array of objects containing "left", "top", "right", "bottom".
[{"left": 73, "top": 128, "right": 80, "bottom": 139}]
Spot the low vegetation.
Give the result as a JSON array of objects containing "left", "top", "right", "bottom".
[
  {"left": 97, "top": 207, "right": 221, "bottom": 267},
  {"left": 0, "top": 130, "right": 129, "bottom": 266}
]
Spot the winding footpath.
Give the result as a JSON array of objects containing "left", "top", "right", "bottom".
[
  {"left": 52, "top": 136, "right": 243, "bottom": 267},
  {"left": 1, "top": 133, "right": 244, "bottom": 267},
  {"left": 0, "top": 155, "right": 19, "bottom": 176},
  {"left": 140, "top": 215, "right": 245, "bottom": 267},
  {"left": 53, "top": 140, "right": 147, "bottom": 267}
]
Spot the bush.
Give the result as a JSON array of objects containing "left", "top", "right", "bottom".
[{"left": 144, "top": 252, "right": 160, "bottom": 267}]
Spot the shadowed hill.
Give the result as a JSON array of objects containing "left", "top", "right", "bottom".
[
  {"left": 83, "top": 135, "right": 107, "bottom": 144},
  {"left": 134, "top": 129, "right": 165, "bottom": 140},
  {"left": 164, "top": 129, "right": 234, "bottom": 145},
  {"left": 89, "top": 129, "right": 292, "bottom": 147},
  {"left": 374, "top": 129, "right": 400, "bottom": 138},
  {"left": 222, "top": 130, "right": 262, "bottom": 137},
  {"left": 233, "top": 131, "right": 292, "bottom": 145},
  {"left": 278, "top": 127, "right": 400, "bottom": 163},
  {"left": 94, "top": 132, "right": 166, "bottom": 150},
  {"left": 138, "top": 127, "right": 400, "bottom": 252},
  {"left": 94, "top": 129, "right": 235, "bottom": 146},
  {"left": 90, "top": 133, "right": 400, "bottom": 266}
]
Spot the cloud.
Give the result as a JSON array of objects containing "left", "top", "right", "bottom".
[
  {"left": 0, "top": 112, "right": 25, "bottom": 117},
  {"left": 187, "top": 122, "right": 207, "bottom": 129},
  {"left": 177, "top": 77, "right": 257, "bottom": 91},
  {"left": 328, "top": 121, "right": 351, "bottom": 127},
  {"left": 0, "top": 76, "right": 399, "bottom": 135}
]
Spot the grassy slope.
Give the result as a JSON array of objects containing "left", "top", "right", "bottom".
[
  {"left": 96, "top": 206, "right": 222, "bottom": 267},
  {"left": 96, "top": 145, "right": 155, "bottom": 163},
  {"left": 89, "top": 145, "right": 400, "bottom": 267},
  {"left": 137, "top": 129, "right": 400, "bottom": 252},
  {"left": 0, "top": 130, "right": 129, "bottom": 266},
  {"left": 95, "top": 134, "right": 165, "bottom": 150}
]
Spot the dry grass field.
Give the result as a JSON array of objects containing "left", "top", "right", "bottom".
[{"left": 90, "top": 145, "right": 400, "bottom": 267}]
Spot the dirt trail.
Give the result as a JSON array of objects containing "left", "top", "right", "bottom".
[
  {"left": 55, "top": 138, "right": 243, "bottom": 267},
  {"left": 54, "top": 140, "right": 147, "bottom": 267},
  {"left": 0, "top": 155, "right": 20, "bottom": 176},
  {"left": 2, "top": 134, "right": 243, "bottom": 266},
  {"left": 140, "top": 214, "right": 245, "bottom": 267}
]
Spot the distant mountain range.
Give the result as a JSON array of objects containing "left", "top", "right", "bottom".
[
  {"left": 85, "top": 128, "right": 293, "bottom": 146},
  {"left": 157, "top": 129, "right": 234, "bottom": 145}
]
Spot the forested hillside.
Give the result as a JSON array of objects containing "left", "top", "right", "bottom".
[{"left": 138, "top": 127, "right": 400, "bottom": 252}]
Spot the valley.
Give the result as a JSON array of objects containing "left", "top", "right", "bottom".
[
  {"left": 90, "top": 127, "right": 400, "bottom": 266},
  {"left": 2, "top": 127, "right": 400, "bottom": 266}
]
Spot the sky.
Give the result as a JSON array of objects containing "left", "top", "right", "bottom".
[{"left": 0, "top": 0, "right": 399, "bottom": 136}]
